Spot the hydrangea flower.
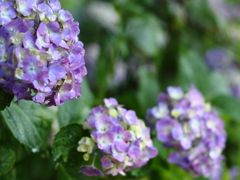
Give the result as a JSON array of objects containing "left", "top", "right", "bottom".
[
  {"left": 77, "top": 98, "right": 158, "bottom": 176},
  {"left": 205, "top": 48, "right": 233, "bottom": 71},
  {"left": 146, "top": 86, "right": 226, "bottom": 178},
  {"left": 0, "top": 0, "right": 87, "bottom": 106},
  {"left": 229, "top": 166, "right": 239, "bottom": 180},
  {"left": 79, "top": 165, "right": 104, "bottom": 177}
]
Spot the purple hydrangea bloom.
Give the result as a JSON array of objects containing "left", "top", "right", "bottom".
[
  {"left": 79, "top": 165, "right": 104, "bottom": 177},
  {"left": 0, "top": 0, "right": 87, "bottom": 106},
  {"left": 0, "top": 1, "right": 17, "bottom": 25},
  {"left": 205, "top": 48, "right": 233, "bottom": 71},
  {"left": 147, "top": 86, "right": 226, "bottom": 178},
  {"left": 229, "top": 166, "right": 239, "bottom": 180},
  {"left": 77, "top": 98, "right": 158, "bottom": 176},
  {"left": 16, "top": 0, "right": 45, "bottom": 16}
]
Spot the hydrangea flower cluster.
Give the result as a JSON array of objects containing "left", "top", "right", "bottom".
[
  {"left": 0, "top": 0, "right": 87, "bottom": 106},
  {"left": 205, "top": 48, "right": 233, "bottom": 71},
  {"left": 146, "top": 86, "right": 226, "bottom": 178},
  {"left": 77, "top": 98, "right": 158, "bottom": 176}
]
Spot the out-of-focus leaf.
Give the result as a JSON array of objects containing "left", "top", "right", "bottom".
[
  {"left": 0, "top": 177, "right": 12, "bottom": 180},
  {"left": 206, "top": 71, "right": 230, "bottom": 98},
  {"left": 194, "top": 176, "right": 208, "bottom": 180},
  {"left": 57, "top": 80, "right": 94, "bottom": 128},
  {"left": 0, "top": 87, "right": 14, "bottom": 111},
  {"left": 137, "top": 66, "right": 160, "bottom": 115},
  {"left": 0, "top": 147, "right": 15, "bottom": 176},
  {"left": 187, "top": 0, "right": 217, "bottom": 28},
  {"left": 2, "top": 103, "right": 50, "bottom": 151},
  {"left": 59, "top": 0, "right": 85, "bottom": 21},
  {"left": 153, "top": 138, "right": 167, "bottom": 160},
  {"left": 211, "top": 95, "right": 240, "bottom": 123},
  {"left": 95, "top": 49, "right": 114, "bottom": 101},
  {"left": 150, "top": 157, "right": 178, "bottom": 180},
  {"left": 57, "top": 163, "right": 99, "bottom": 180},
  {"left": 86, "top": 1, "right": 120, "bottom": 31},
  {"left": 57, "top": 164, "right": 74, "bottom": 180},
  {"left": 178, "top": 51, "right": 230, "bottom": 98},
  {"left": 221, "top": 165, "right": 231, "bottom": 180},
  {"left": 178, "top": 51, "right": 209, "bottom": 93},
  {"left": 52, "top": 124, "right": 82, "bottom": 164},
  {"left": 126, "top": 14, "right": 166, "bottom": 56}
]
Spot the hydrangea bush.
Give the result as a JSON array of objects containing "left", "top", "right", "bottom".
[
  {"left": 0, "top": 0, "right": 87, "bottom": 106},
  {"left": 77, "top": 98, "right": 158, "bottom": 176},
  {"left": 0, "top": 0, "right": 239, "bottom": 180},
  {"left": 146, "top": 86, "right": 227, "bottom": 178}
]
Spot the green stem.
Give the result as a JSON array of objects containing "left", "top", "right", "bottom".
[{"left": 91, "top": 155, "right": 96, "bottom": 166}]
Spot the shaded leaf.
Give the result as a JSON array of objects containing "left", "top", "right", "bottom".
[
  {"left": 57, "top": 164, "right": 74, "bottom": 180},
  {"left": 52, "top": 124, "right": 83, "bottom": 164},
  {"left": 0, "top": 87, "right": 14, "bottom": 111},
  {"left": 0, "top": 147, "right": 15, "bottom": 176},
  {"left": 187, "top": 0, "right": 217, "bottom": 28},
  {"left": 0, "top": 177, "right": 12, "bottom": 180},
  {"left": 57, "top": 163, "right": 99, "bottom": 180}
]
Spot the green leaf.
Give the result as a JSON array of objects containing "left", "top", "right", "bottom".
[
  {"left": 221, "top": 165, "right": 231, "bottom": 180},
  {"left": 52, "top": 124, "right": 97, "bottom": 180},
  {"left": 137, "top": 66, "right": 160, "bottom": 116},
  {"left": 187, "top": 0, "right": 217, "bottom": 28},
  {"left": 0, "top": 177, "right": 12, "bottom": 180},
  {"left": 18, "top": 100, "right": 53, "bottom": 146},
  {"left": 206, "top": 71, "right": 230, "bottom": 98},
  {"left": 126, "top": 14, "right": 166, "bottom": 56},
  {"left": 57, "top": 80, "right": 94, "bottom": 128},
  {"left": 2, "top": 102, "right": 52, "bottom": 151},
  {"left": 57, "top": 164, "right": 74, "bottom": 180},
  {"left": 52, "top": 124, "right": 83, "bottom": 164},
  {"left": 0, "top": 87, "right": 14, "bottom": 111},
  {"left": 211, "top": 95, "right": 240, "bottom": 123},
  {"left": 0, "top": 147, "right": 16, "bottom": 176},
  {"left": 57, "top": 163, "right": 99, "bottom": 180},
  {"left": 95, "top": 50, "right": 114, "bottom": 100},
  {"left": 58, "top": 0, "right": 85, "bottom": 22},
  {"left": 178, "top": 51, "right": 209, "bottom": 92},
  {"left": 178, "top": 51, "right": 230, "bottom": 98},
  {"left": 195, "top": 177, "right": 208, "bottom": 180},
  {"left": 153, "top": 138, "right": 167, "bottom": 160}
]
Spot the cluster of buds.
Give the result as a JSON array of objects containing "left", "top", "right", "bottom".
[
  {"left": 77, "top": 98, "right": 158, "bottom": 176},
  {"left": 0, "top": 0, "right": 87, "bottom": 106},
  {"left": 146, "top": 86, "right": 226, "bottom": 178}
]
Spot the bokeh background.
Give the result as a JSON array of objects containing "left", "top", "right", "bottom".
[{"left": 2, "top": 0, "right": 240, "bottom": 179}]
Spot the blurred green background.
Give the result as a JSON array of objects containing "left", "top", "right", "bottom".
[{"left": 2, "top": 0, "right": 240, "bottom": 179}]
